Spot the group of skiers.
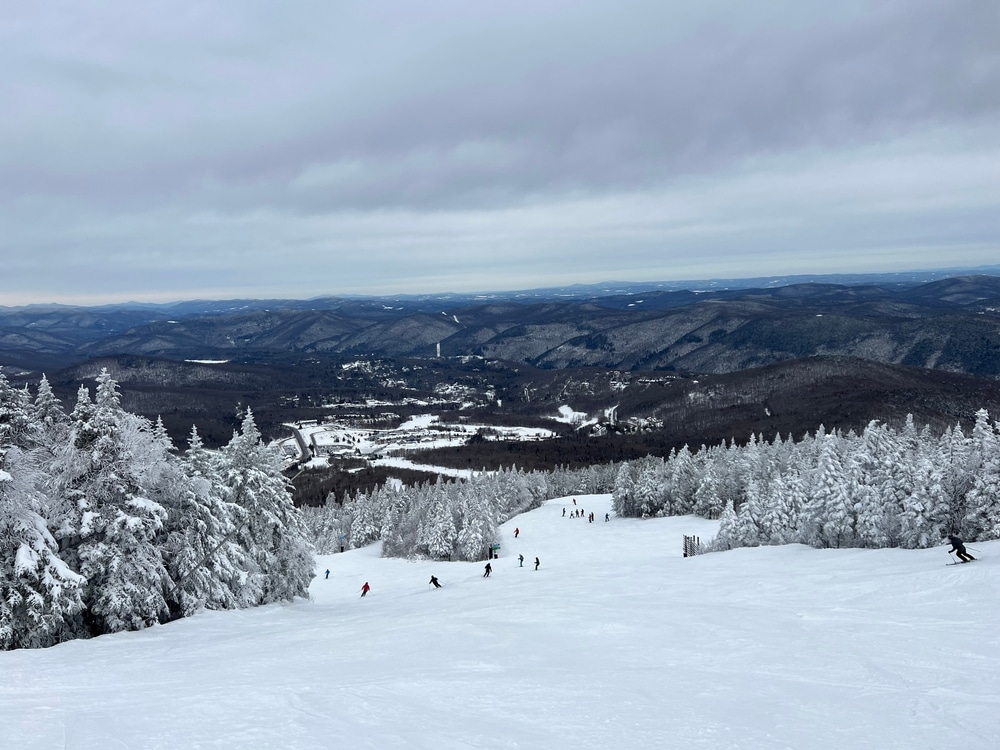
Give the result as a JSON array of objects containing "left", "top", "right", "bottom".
[
  {"left": 347, "top": 501, "right": 624, "bottom": 598},
  {"left": 561, "top": 498, "right": 611, "bottom": 523},
  {"left": 351, "top": 537, "right": 976, "bottom": 598},
  {"left": 349, "top": 523, "right": 543, "bottom": 597},
  {"left": 332, "top": 518, "right": 980, "bottom": 601},
  {"left": 353, "top": 553, "right": 540, "bottom": 596},
  {"left": 348, "top": 535, "right": 976, "bottom": 598}
]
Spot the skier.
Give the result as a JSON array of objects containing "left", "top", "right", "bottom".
[
  {"left": 360, "top": 581, "right": 370, "bottom": 598},
  {"left": 324, "top": 569, "right": 330, "bottom": 579},
  {"left": 484, "top": 562, "right": 492, "bottom": 578},
  {"left": 514, "top": 527, "right": 520, "bottom": 538},
  {"left": 429, "top": 575, "right": 442, "bottom": 588},
  {"left": 534, "top": 557, "right": 540, "bottom": 571},
  {"left": 947, "top": 535, "right": 976, "bottom": 563},
  {"left": 562, "top": 508, "right": 566, "bottom": 517},
  {"left": 605, "top": 513, "right": 610, "bottom": 522},
  {"left": 518, "top": 554, "right": 524, "bottom": 567}
]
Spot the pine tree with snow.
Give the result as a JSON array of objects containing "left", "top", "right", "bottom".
[
  {"left": 667, "top": 445, "right": 699, "bottom": 515},
  {"left": 964, "top": 413, "right": 1000, "bottom": 540},
  {"left": 0, "top": 447, "right": 85, "bottom": 650},
  {"left": 876, "top": 417, "right": 920, "bottom": 547},
  {"left": 51, "top": 370, "right": 171, "bottom": 636},
  {"left": 611, "top": 463, "right": 637, "bottom": 517},
  {"left": 937, "top": 424, "right": 975, "bottom": 537},
  {"left": 712, "top": 497, "right": 739, "bottom": 551},
  {"left": 218, "top": 409, "right": 313, "bottom": 604},
  {"left": 732, "top": 477, "right": 767, "bottom": 547},
  {"left": 851, "top": 421, "right": 899, "bottom": 548},
  {"left": 803, "top": 435, "right": 855, "bottom": 548},
  {"left": 493, "top": 465, "right": 535, "bottom": 519},
  {"left": 160, "top": 426, "right": 254, "bottom": 616},
  {"left": 692, "top": 452, "right": 725, "bottom": 520},
  {"left": 899, "top": 456, "right": 949, "bottom": 548},
  {"left": 30, "top": 374, "right": 70, "bottom": 453},
  {"left": 417, "top": 483, "right": 458, "bottom": 560},
  {"left": 632, "top": 455, "right": 666, "bottom": 517},
  {"left": 454, "top": 487, "right": 497, "bottom": 562},
  {"left": 757, "top": 471, "right": 804, "bottom": 545},
  {"left": 0, "top": 372, "right": 35, "bottom": 450},
  {"left": 381, "top": 486, "right": 418, "bottom": 558}
]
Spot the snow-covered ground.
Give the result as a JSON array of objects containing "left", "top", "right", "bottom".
[
  {"left": 371, "top": 455, "right": 482, "bottom": 479},
  {"left": 286, "top": 413, "right": 557, "bottom": 466},
  {"left": 3, "top": 495, "right": 998, "bottom": 749},
  {"left": 552, "top": 404, "right": 588, "bottom": 423}
]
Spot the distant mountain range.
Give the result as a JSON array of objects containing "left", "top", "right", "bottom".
[
  {"left": 3, "top": 272, "right": 1000, "bottom": 377},
  {"left": 4, "top": 270, "right": 1000, "bottom": 461}
]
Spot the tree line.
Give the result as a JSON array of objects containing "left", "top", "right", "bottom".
[
  {"left": 0, "top": 370, "right": 313, "bottom": 650},
  {"left": 611, "top": 412, "right": 1000, "bottom": 551},
  {"left": 301, "top": 410, "right": 1000, "bottom": 563},
  {"left": 301, "top": 463, "right": 616, "bottom": 560}
]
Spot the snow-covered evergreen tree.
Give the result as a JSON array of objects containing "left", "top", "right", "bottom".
[
  {"left": 51, "top": 370, "right": 171, "bottom": 636},
  {"left": 964, "top": 413, "right": 1000, "bottom": 540},
  {"left": 611, "top": 463, "right": 637, "bottom": 517},
  {"left": 632, "top": 455, "right": 664, "bottom": 517},
  {"left": 938, "top": 424, "right": 975, "bottom": 536},
  {"left": 732, "top": 477, "right": 766, "bottom": 547},
  {"left": 454, "top": 487, "right": 497, "bottom": 562},
  {"left": 803, "top": 435, "right": 855, "bottom": 548},
  {"left": 899, "top": 456, "right": 948, "bottom": 548},
  {"left": 160, "top": 426, "right": 253, "bottom": 617},
  {"left": 757, "top": 471, "right": 803, "bottom": 545},
  {"left": 417, "top": 483, "right": 458, "bottom": 560},
  {"left": 852, "top": 422, "right": 897, "bottom": 548},
  {"left": 0, "top": 373, "right": 34, "bottom": 449},
  {"left": 218, "top": 409, "right": 313, "bottom": 604},
  {"left": 692, "top": 453, "right": 724, "bottom": 519},
  {"left": 30, "top": 375, "right": 70, "bottom": 453},
  {"left": 349, "top": 485, "right": 388, "bottom": 549},
  {"left": 0, "top": 447, "right": 84, "bottom": 649},
  {"left": 712, "top": 498, "right": 739, "bottom": 551},
  {"left": 667, "top": 445, "right": 699, "bottom": 514}
]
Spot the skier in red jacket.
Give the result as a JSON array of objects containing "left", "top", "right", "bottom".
[{"left": 360, "top": 581, "right": 371, "bottom": 597}]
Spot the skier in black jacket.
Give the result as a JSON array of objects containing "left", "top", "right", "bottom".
[{"left": 947, "top": 535, "right": 976, "bottom": 563}]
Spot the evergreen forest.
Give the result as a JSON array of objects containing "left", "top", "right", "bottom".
[{"left": 0, "top": 370, "right": 314, "bottom": 650}]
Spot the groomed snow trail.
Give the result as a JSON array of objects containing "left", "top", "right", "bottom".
[{"left": 2, "top": 494, "right": 998, "bottom": 749}]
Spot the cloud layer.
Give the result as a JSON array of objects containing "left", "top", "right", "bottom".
[{"left": 3, "top": 1, "right": 998, "bottom": 304}]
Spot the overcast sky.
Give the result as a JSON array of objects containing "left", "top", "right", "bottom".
[{"left": 3, "top": 1, "right": 998, "bottom": 305}]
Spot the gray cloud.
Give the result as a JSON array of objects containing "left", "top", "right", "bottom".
[{"left": 1, "top": 0, "right": 998, "bottom": 304}]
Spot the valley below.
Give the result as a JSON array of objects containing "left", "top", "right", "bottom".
[{"left": 4, "top": 273, "right": 1000, "bottom": 506}]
